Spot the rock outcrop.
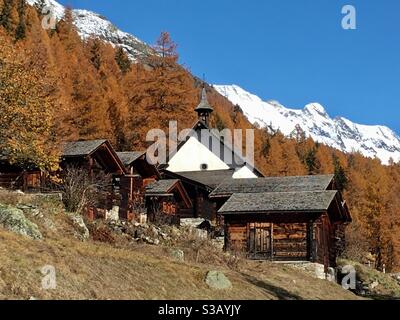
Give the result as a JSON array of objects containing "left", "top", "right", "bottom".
[
  {"left": 205, "top": 271, "right": 232, "bottom": 290},
  {"left": 0, "top": 205, "right": 43, "bottom": 240}
]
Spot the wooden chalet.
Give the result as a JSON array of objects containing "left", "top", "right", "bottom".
[
  {"left": 145, "top": 179, "right": 193, "bottom": 225},
  {"left": 61, "top": 140, "right": 126, "bottom": 175},
  {"left": 61, "top": 140, "right": 128, "bottom": 219},
  {"left": 117, "top": 151, "right": 161, "bottom": 220},
  {"left": 0, "top": 154, "right": 44, "bottom": 192},
  {"left": 210, "top": 175, "right": 351, "bottom": 269}
]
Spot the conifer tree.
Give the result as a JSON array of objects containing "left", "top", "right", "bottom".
[
  {"left": 115, "top": 47, "right": 131, "bottom": 74},
  {"left": 127, "top": 32, "right": 196, "bottom": 130},
  {"left": 0, "top": 0, "right": 14, "bottom": 33},
  {"left": 304, "top": 147, "right": 320, "bottom": 175},
  {"left": 214, "top": 113, "right": 226, "bottom": 131},
  {"left": 333, "top": 154, "right": 348, "bottom": 191},
  {"left": 15, "top": 0, "right": 26, "bottom": 41}
]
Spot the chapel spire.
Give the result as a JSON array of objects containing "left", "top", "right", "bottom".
[{"left": 195, "top": 86, "right": 214, "bottom": 126}]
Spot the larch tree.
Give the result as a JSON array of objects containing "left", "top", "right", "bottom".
[
  {"left": 0, "top": 37, "right": 59, "bottom": 171},
  {"left": 127, "top": 31, "right": 196, "bottom": 135},
  {"left": 87, "top": 37, "right": 102, "bottom": 70}
]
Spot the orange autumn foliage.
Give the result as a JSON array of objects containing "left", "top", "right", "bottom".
[{"left": 1, "top": 2, "right": 400, "bottom": 272}]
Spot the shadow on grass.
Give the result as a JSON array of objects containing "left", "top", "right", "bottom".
[
  {"left": 367, "top": 293, "right": 400, "bottom": 301},
  {"left": 240, "top": 272, "right": 303, "bottom": 300}
]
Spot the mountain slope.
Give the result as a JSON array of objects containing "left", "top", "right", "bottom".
[
  {"left": 26, "top": 0, "right": 153, "bottom": 60},
  {"left": 25, "top": 0, "right": 400, "bottom": 164},
  {"left": 214, "top": 85, "right": 400, "bottom": 164}
]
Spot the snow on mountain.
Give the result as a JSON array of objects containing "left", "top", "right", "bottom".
[
  {"left": 214, "top": 85, "right": 400, "bottom": 164},
  {"left": 24, "top": 1, "right": 400, "bottom": 164},
  {"left": 26, "top": 0, "right": 153, "bottom": 60}
]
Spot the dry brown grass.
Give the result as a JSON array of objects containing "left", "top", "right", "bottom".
[
  {"left": 0, "top": 190, "right": 363, "bottom": 300},
  {"left": 0, "top": 229, "right": 364, "bottom": 300}
]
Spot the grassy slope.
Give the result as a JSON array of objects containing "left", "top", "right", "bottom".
[
  {"left": 0, "top": 230, "right": 362, "bottom": 300},
  {"left": 0, "top": 191, "right": 361, "bottom": 300}
]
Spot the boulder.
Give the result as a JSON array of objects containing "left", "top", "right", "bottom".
[
  {"left": 16, "top": 204, "right": 40, "bottom": 217},
  {"left": 390, "top": 273, "right": 400, "bottom": 286},
  {"left": 170, "top": 249, "right": 185, "bottom": 262},
  {"left": 67, "top": 213, "right": 90, "bottom": 241},
  {"left": 369, "top": 281, "right": 379, "bottom": 290},
  {"left": 291, "top": 262, "right": 326, "bottom": 280},
  {"left": 105, "top": 206, "right": 119, "bottom": 221},
  {"left": 0, "top": 205, "right": 43, "bottom": 240},
  {"left": 17, "top": 204, "right": 57, "bottom": 232},
  {"left": 205, "top": 271, "right": 232, "bottom": 290}
]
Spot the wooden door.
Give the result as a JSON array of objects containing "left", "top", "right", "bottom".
[{"left": 248, "top": 223, "right": 272, "bottom": 259}]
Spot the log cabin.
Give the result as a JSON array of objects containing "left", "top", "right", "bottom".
[
  {"left": 61, "top": 140, "right": 126, "bottom": 176},
  {"left": 61, "top": 140, "right": 128, "bottom": 219},
  {"left": 209, "top": 174, "right": 336, "bottom": 210},
  {"left": 145, "top": 179, "right": 193, "bottom": 225},
  {"left": 211, "top": 175, "right": 351, "bottom": 269},
  {"left": 0, "top": 154, "right": 44, "bottom": 192}
]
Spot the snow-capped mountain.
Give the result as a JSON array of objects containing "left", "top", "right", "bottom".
[
  {"left": 26, "top": 0, "right": 153, "bottom": 60},
  {"left": 25, "top": 1, "right": 400, "bottom": 164},
  {"left": 215, "top": 85, "right": 400, "bottom": 164}
]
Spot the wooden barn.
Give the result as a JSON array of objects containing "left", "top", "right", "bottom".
[
  {"left": 210, "top": 175, "right": 351, "bottom": 269},
  {"left": 0, "top": 154, "right": 44, "bottom": 192},
  {"left": 61, "top": 140, "right": 128, "bottom": 219},
  {"left": 145, "top": 179, "right": 193, "bottom": 225}
]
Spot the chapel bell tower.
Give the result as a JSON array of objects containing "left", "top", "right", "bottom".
[{"left": 195, "top": 87, "right": 214, "bottom": 126}]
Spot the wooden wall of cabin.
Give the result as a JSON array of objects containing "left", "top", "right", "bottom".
[
  {"left": 224, "top": 219, "right": 309, "bottom": 261},
  {"left": 313, "top": 213, "right": 337, "bottom": 268},
  {"left": 0, "top": 163, "right": 43, "bottom": 191},
  {"left": 146, "top": 197, "right": 180, "bottom": 225},
  {"left": 273, "top": 223, "right": 308, "bottom": 261},
  {"left": 224, "top": 213, "right": 339, "bottom": 268}
]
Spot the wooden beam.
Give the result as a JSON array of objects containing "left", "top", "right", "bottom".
[{"left": 271, "top": 223, "right": 274, "bottom": 261}]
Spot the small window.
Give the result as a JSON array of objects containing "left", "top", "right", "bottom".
[{"left": 200, "top": 163, "right": 208, "bottom": 171}]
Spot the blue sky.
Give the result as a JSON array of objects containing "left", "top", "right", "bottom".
[{"left": 59, "top": 0, "right": 400, "bottom": 133}]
